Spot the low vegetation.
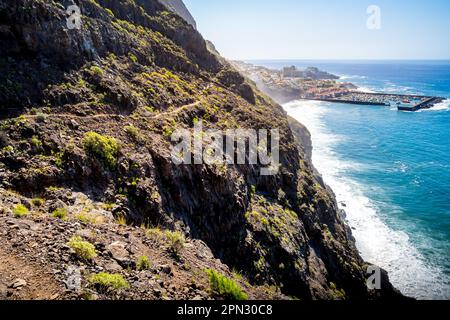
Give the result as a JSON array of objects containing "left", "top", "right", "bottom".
[
  {"left": 89, "top": 272, "right": 129, "bottom": 292},
  {"left": 116, "top": 214, "right": 127, "bottom": 226},
  {"left": 124, "top": 125, "right": 142, "bottom": 142},
  {"left": 145, "top": 227, "right": 164, "bottom": 240},
  {"left": 67, "top": 236, "right": 97, "bottom": 261},
  {"left": 205, "top": 269, "right": 248, "bottom": 300},
  {"left": 52, "top": 207, "right": 68, "bottom": 220},
  {"left": 330, "top": 282, "right": 346, "bottom": 300},
  {"left": 82, "top": 132, "right": 120, "bottom": 169},
  {"left": 74, "top": 212, "right": 98, "bottom": 224},
  {"left": 31, "top": 135, "right": 42, "bottom": 148},
  {"left": 136, "top": 255, "right": 151, "bottom": 271},
  {"left": 89, "top": 65, "right": 104, "bottom": 76},
  {"left": 145, "top": 228, "right": 185, "bottom": 254},
  {"left": 13, "top": 204, "right": 29, "bottom": 218},
  {"left": 165, "top": 230, "right": 185, "bottom": 254},
  {"left": 31, "top": 197, "right": 45, "bottom": 207}
]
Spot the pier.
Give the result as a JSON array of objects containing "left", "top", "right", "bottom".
[
  {"left": 301, "top": 92, "right": 445, "bottom": 112},
  {"left": 397, "top": 97, "right": 444, "bottom": 112}
]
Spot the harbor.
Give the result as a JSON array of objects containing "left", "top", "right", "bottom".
[
  {"left": 232, "top": 61, "right": 446, "bottom": 112},
  {"left": 301, "top": 92, "right": 446, "bottom": 112}
]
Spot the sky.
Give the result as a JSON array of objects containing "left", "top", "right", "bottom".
[{"left": 184, "top": 0, "right": 450, "bottom": 60}]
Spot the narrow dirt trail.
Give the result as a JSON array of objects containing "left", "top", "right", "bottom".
[
  {"left": 0, "top": 246, "right": 63, "bottom": 300},
  {"left": 22, "top": 101, "right": 201, "bottom": 122},
  {"left": 0, "top": 100, "right": 201, "bottom": 300}
]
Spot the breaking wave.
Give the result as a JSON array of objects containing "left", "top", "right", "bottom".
[{"left": 283, "top": 100, "right": 449, "bottom": 299}]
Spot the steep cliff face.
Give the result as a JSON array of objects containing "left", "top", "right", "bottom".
[
  {"left": 159, "top": 0, "right": 197, "bottom": 29},
  {"left": 0, "top": 0, "right": 402, "bottom": 300}
]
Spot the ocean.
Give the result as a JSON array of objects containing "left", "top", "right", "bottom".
[{"left": 249, "top": 60, "right": 450, "bottom": 299}]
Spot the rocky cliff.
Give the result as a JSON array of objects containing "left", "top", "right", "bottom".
[
  {"left": 159, "top": 0, "right": 196, "bottom": 29},
  {"left": 0, "top": 0, "right": 402, "bottom": 300}
]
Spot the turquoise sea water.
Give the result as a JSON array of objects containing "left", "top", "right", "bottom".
[{"left": 250, "top": 60, "right": 450, "bottom": 299}]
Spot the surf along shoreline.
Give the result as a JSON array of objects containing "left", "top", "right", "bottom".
[{"left": 234, "top": 61, "right": 449, "bottom": 299}]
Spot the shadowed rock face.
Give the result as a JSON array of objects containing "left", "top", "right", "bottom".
[
  {"left": 159, "top": 0, "right": 197, "bottom": 29},
  {"left": 0, "top": 0, "right": 405, "bottom": 300}
]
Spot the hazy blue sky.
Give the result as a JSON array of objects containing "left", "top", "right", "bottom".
[{"left": 184, "top": 0, "right": 450, "bottom": 60}]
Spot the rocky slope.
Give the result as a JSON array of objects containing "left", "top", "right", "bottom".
[
  {"left": 159, "top": 0, "right": 197, "bottom": 29},
  {"left": 0, "top": 0, "right": 402, "bottom": 300}
]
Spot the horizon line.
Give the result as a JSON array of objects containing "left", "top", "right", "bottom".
[{"left": 237, "top": 58, "right": 450, "bottom": 62}]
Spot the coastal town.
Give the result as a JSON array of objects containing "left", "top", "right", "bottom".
[{"left": 232, "top": 61, "right": 444, "bottom": 111}]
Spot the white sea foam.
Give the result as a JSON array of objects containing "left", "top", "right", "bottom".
[
  {"left": 339, "top": 74, "right": 368, "bottom": 80},
  {"left": 355, "top": 86, "right": 376, "bottom": 93},
  {"left": 417, "top": 99, "right": 450, "bottom": 112},
  {"left": 283, "top": 100, "right": 449, "bottom": 299},
  {"left": 382, "top": 81, "right": 416, "bottom": 94}
]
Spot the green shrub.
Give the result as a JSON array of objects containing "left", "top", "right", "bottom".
[
  {"left": 14, "top": 115, "right": 27, "bottom": 125},
  {"left": 107, "top": 53, "right": 117, "bottom": 61},
  {"left": 102, "top": 203, "right": 116, "bottom": 211},
  {"left": 89, "top": 65, "right": 104, "bottom": 76},
  {"left": 52, "top": 207, "right": 68, "bottom": 220},
  {"left": 128, "top": 53, "right": 138, "bottom": 63},
  {"left": 67, "top": 236, "right": 97, "bottom": 261},
  {"left": 89, "top": 272, "right": 129, "bottom": 292},
  {"left": 162, "top": 125, "right": 174, "bottom": 137},
  {"left": 124, "top": 125, "right": 141, "bottom": 142},
  {"left": 145, "top": 227, "right": 163, "bottom": 241},
  {"left": 165, "top": 230, "right": 185, "bottom": 254},
  {"left": 2, "top": 145, "right": 13, "bottom": 153},
  {"left": 105, "top": 8, "right": 114, "bottom": 16},
  {"left": 116, "top": 214, "right": 127, "bottom": 226},
  {"left": 31, "top": 198, "right": 45, "bottom": 207},
  {"left": 82, "top": 132, "right": 120, "bottom": 169},
  {"left": 47, "top": 186, "right": 62, "bottom": 192},
  {"left": 36, "top": 113, "right": 47, "bottom": 122},
  {"left": 31, "top": 136, "right": 42, "bottom": 148},
  {"left": 136, "top": 255, "right": 151, "bottom": 271},
  {"left": 144, "top": 106, "right": 155, "bottom": 113},
  {"left": 205, "top": 269, "right": 248, "bottom": 300},
  {"left": 53, "top": 150, "right": 65, "bottom": 169},
  {"left": 74, "top": 212, "right": 97, "bottom": 224},
  {"left": 13, "top": 204, "right": 29, "bottom": 218},
  {"left": 330, "top": 282, "right": 346, "bottom": 300}
]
